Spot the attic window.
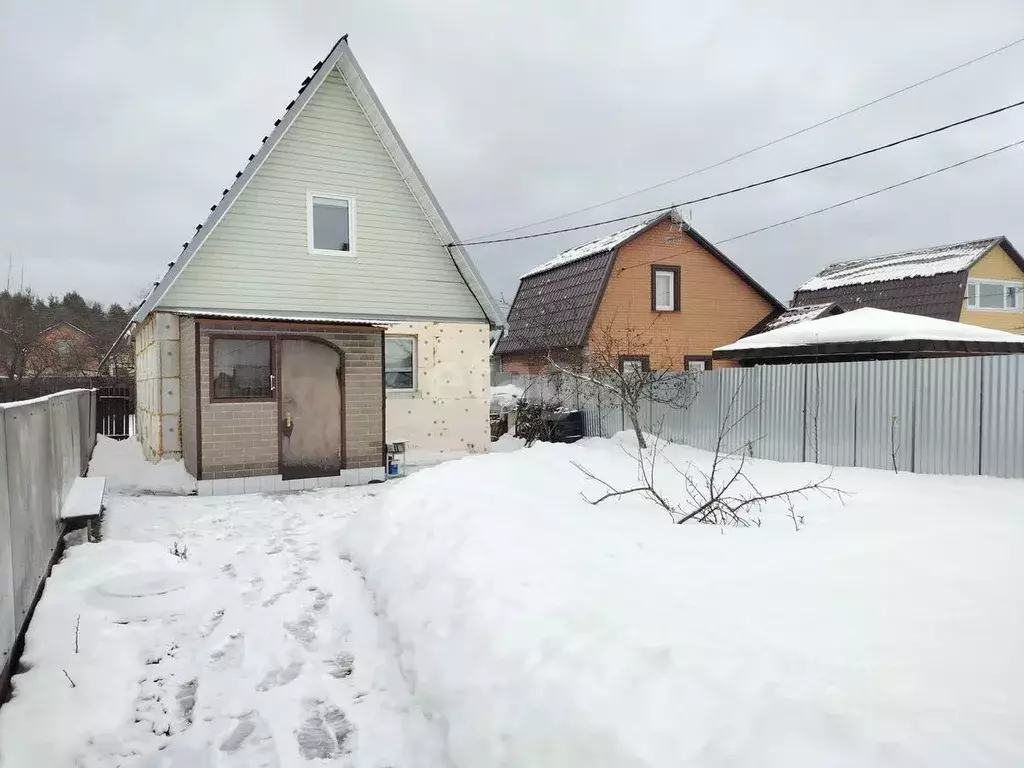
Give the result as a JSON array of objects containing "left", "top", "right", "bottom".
[
  {"left": 966, "top": 279, "right": 1023, "bottom": 311},
  {"left": 651, "top": 266, "right": 680, "bottom": 312},
  {"left": 308, "top": 193, "right": 355, "bottom": 255}
]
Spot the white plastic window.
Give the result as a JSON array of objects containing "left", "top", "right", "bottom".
[
  {"left": 966, "top": 280, "right": 1023, "bottom": 311},
  {"left": 308, "top": 194, "right": 354, "bottom": 255},
  {"left": 654, "top": 269, "right": 675, "bottom": 311},
  {"left": 385, "top": 337, "right": 416, "bottom": 391}
]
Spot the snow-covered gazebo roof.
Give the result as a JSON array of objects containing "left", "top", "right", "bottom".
[{"left": 714, "top": 307, "right": 1024, "bottom": 362}]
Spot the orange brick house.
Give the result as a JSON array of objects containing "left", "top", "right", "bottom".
[
  {"left": 495, "top": 212, "right": 784, "bottom": 373},
  {"left": 33, "top": 322, "right": 100, "bottom": 376}
]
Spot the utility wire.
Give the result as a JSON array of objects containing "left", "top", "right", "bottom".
[
  {"left": 451, "top": 96, "right": 1024, "bottom": 248},
  {"left": 469, "top": 33, "right": 1024, "bottom": 242},
  {"left": 713, "top": 137, "right": 1024, "bottom": 244}
]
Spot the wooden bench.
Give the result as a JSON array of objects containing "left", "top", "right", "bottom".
[{"left": 61, "top": 476, "right": 106, "bottom": 541}]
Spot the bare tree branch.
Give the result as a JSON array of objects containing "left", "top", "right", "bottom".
[{"left": 572, "top": 376, "right": 848, "bottom": 529}]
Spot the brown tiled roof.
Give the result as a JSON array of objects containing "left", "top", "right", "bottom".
[
  {"left": 792, "top": 236, "right": 1024, "bottom": 321},
  {"left": 794, "top": 273, "right": 968, "bottom": 320},
  {"left": 494, "top": 249, "right": 614, "bottom": 355},
  {"left": 495, "top": 213, "right": 783, "bottom": 356}
]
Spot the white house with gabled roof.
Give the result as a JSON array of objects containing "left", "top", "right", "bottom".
[{"left": 128, "top": 35, "right": 500, "bottom": 493}]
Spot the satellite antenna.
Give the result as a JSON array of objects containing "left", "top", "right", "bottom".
[
  {"left": 665, "top": 205, "right": 693, "bottom": 242},
  {"left": 670, "top": 205, "right": 692, "bottom": 230}
]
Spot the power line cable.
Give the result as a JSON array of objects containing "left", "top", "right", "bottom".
[
  {"left": 714, "top": 137, "right": 1024, "bottom": 244},
  {"left": 469, "top": 33, "right": 1024, "bottom": 241},
  {"left": 452, "top": 95, "right": 1024, "bottom": 248}
]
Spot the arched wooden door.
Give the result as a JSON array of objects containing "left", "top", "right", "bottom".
[{"left": 279, "top": 338, "right": 343, "bottom": 480}]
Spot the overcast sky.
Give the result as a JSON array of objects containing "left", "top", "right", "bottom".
[{"left": 2, "top": 0, "right": 1024, "bottom": 312}]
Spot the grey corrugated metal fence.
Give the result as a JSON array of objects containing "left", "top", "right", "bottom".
[
  {"left": 1, "top": 389, "right": 96, "bottom": 689},
  {"left": 493, "top": 355, "right": 1024, "bottom": 479}
]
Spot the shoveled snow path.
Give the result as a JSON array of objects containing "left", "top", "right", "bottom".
[{"left": 0, "top": 486, "right": 448, "bottom": 767}]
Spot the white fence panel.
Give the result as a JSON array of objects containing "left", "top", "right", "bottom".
[
  {"left": 853, "top": 359, "right": 915, "bottom": 472},
  {"left": 981, "top": 356, "right": 1024, "bottom": 478},
  {"left": 804, "top": 362, "right": 857, "bottom": 467},
  {"left": 493, "top": 355, "right": 1024, "bottom": 479},
  {"left": 914, "top": 358, "right": 982, "bottom": 476},
  {"left": 757, "top": 364, "right": 806, "bottom": 463},
  {"left": 1, "top": 389, "right": 95, "bottom": 688}
]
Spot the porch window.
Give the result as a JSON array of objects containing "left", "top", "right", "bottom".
[
  {"left": 966, "top": 279, "right": 1023, "bottom": 311},
  {"left": 211, "top": 337, "right": 274, "bottom": 400},
  {"left": 308, "top": 193, "right": 355, "bottom": 255},
  {"left": 651, "top": 266, "right": 680, "bottom": 311},
  {"left": 385, "top": 337, "right": 416, "bottom": 391}
]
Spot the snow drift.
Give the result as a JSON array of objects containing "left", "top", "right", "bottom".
[{"left": 343, "top": 434, "right": 1024, "bottom": 767}]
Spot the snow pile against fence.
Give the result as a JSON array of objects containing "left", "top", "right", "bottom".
[
  {"left": 343, "top": 435, "right": 1024, "bottom": 767},
  {"left": 488, "top": 384, "right": 523, "bottom": 412},
  {"left": 88, "top": 435, "right": 196, "bottom": 494}
]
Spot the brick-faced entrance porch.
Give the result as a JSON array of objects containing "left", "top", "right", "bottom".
[{"left": 179, "top": 317, "right": 385, "bottom": 490}]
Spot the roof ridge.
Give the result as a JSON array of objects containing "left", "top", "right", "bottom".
[
  {"left": 555, "top": 213, "right": 667, "bottom": 256},
  {"left": 520, "top": 213, "right": 670, "bottom": 278}
]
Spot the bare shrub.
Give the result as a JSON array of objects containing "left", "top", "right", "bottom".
[{"left": 573, "top": 377, "right": 846, "bottom": 528}]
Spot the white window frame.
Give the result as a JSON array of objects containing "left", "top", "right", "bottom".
[
  {"left": 654, "top": 268, "right": 676, "bottom": 311},
  {"left": 384, "top": 335, "right": 417, "bottom": 393},
  {"left": 307, "top": 191, "right": 356, "bottom": 257},
  {"left": 965, "top": 278, "right": 1024, "bottom": 312}
]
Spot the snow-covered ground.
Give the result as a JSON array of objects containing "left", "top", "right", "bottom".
[
  {"left": 3, "top": 433, "right": 1023, "bottom": 766},
  {"left": 0, "top": 441, "right": 446, "bottom": 767},
  {"left": 343, "top": 434, "right": 1024, "bottom": 767}
]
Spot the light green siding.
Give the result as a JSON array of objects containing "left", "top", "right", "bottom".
[{"left": 160, "top": 70, "right": 485, "bottom": 321}]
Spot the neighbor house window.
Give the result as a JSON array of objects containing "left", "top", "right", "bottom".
[
  {"left": 685, "top": 355, "right": 712, "bottom": 372},
  {"left": 619, "top": 355, "right": 650, "bottom": 378},
  {"left": 966, "top": 279, "right": 1023, "bottom": 311},
  {"left": 308, "top": 193, "right": 355, "bottom": 255},
  {"left": 385, "top": 337, "right": 416, "bottom": 391},
  {"left": 651, "top": 266, "right": 680, "bottom": 311},
  {"left": 56, "top": 339, "right": 73, "bottom": 362},
  {"left": 211, "top": 337, "right": 273, "bottom": 400}
]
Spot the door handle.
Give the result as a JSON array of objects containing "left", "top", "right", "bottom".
[{"left": 282, "top": 411, "right": 293, "bottom": 438}]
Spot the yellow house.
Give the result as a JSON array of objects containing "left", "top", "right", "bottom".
[{"left": 789, "top": 236, "right": 1024, "bottom": 334}]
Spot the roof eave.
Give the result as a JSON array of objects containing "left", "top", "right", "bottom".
[
  {"left": 714, "top": 338, "right": 1024, "bottom": 361},
  {"left": 337, "top": 48, "right": 501, "bottom": 326},
  {"left": 683, "top": 226, "right": 786, "bottom": 311}
]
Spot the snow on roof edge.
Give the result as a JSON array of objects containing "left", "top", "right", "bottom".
[
  {"left": 796, "top": 236, "right": 1002, "bottom": 293},
  {"left": 717, "top": 307, "right": 1024, "bottom": 352},
  {"left": 520, "top": 215, "right": 666, "bottom": 279}
]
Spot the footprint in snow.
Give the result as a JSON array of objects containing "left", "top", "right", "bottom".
[
  {"left": 285, "top": 614, "right": 316, "bottom": 647},
  {"left": 220, "top": 712, "right": 280, "bottom": 767},
  {"left": 256, "top": 660, "right": 303, "bottom": 691},
  {"left": 244, "top": 574, "right": 265, "bottom": 602},
  {"left": 326, "top": 652, "right": 354, "bottom": 680},
  {"left": 295, "top": 698, "right": 353, "bottom": 760},
  {"left": 199, "top": 608, "right": 225, "bottom": 639},
  {"left": 176, "top": 678, "right": 198, "bottom": 725},
  {"left": 209, "top": 632, "right": 244, "bottom": 669}
]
